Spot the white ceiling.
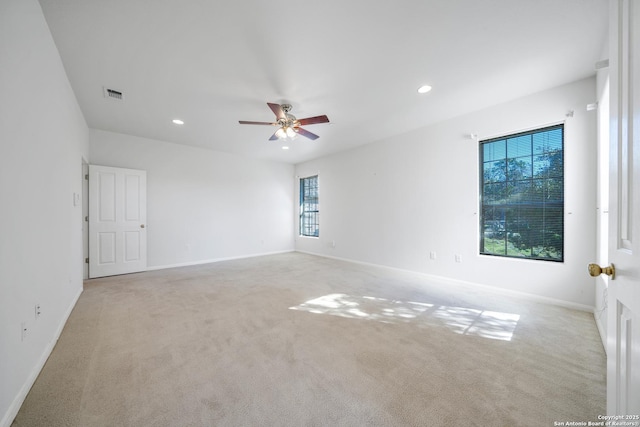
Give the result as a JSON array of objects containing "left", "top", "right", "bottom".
[{"left": 39, "top": 0, "right": 608, "bottom": 164}]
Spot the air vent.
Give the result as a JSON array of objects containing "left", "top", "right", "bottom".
[{"left": 103, "top": 87, "right": 124, "bottom": 100}]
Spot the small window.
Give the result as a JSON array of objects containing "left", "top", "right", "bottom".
[
  {"left": 480, "top": 125, "right": 564, "bottom": 261},
  {"left": 300, "top": 175, "right": 319, "bottom": 237}
]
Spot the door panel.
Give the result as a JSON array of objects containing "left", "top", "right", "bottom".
[
  {"left": 125, "top": 174, "right": 141, "bottom": 221},
  {"left": 98, "top": 171, "right": 116, "bottom": 221},
  {"left": 89, "top": 165, "right": 147, "bottom": 278},
  {"left": 124, "top": 231, "right": 140, "bottom": 261},
  {"left": 607, "top": 0, "right": 640, "bottom": 415},
  {"left": 98, "top": 232, "right": 116, "bottom": 264},
  {"left": 616, "top": 303, "right": 634, "bottom": 415}
]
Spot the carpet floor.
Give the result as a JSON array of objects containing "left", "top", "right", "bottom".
[{"left": 13, "top": 252, "right": 606, "bottom": 426}]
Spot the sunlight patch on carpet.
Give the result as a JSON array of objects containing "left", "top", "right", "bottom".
[{"left": 289, "top": 293, "right": 520, "bottom": 341}]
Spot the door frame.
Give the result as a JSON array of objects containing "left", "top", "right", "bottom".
[{"left": 82, "top": 158, "right": 89, "bottom": 280}]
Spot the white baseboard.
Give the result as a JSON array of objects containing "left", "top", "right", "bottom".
[
  {"left": 592, "top": 283, "right": 608, "bottom": 353},
  {"left": 593, "top": 309, "right": 608, "bottom": 354},
  {"left": 1, "top": 286, "right": 83, "bottom": 427},
  {"left": 145, "top": 249, "right": 295, "bottom": 272},
  {"left": 296, "top": 250, "right": 595, "bottom": 313}
]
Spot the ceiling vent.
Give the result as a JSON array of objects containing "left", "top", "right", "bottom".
[{"left": 103, "top": 87, "right": 124, "bottom": 100}]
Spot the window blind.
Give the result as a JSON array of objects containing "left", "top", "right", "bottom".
[{"left": 480, "top": 125, "right": 564, "bottom": 261}]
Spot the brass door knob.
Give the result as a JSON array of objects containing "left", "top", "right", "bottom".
[{"left": 588, "top": 263, "right": 615, "bottom": 279}]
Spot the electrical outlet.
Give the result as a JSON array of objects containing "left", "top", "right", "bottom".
[
  {"left": 430, "top": 251, "right": 437, "bottom": 260},
  {"left": 35, "top": 304, "right": 41, "bottom": 319},
  {"left": 455, "top": 254, "right": 462, "bottom": 263},
  {"left": 21, "top": 322, "right": 27, "bottom": 341}
]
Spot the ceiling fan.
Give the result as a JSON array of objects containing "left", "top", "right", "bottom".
[{"left": 239, "top": 103, "right": 329, "bottom": 141}]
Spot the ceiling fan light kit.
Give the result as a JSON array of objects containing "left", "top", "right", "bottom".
[
  {"left": 275, "top": 126, "right": 296, "bottom": 139},
  {"left": 239, "top": 103, "right": 329, "bottom": 141}
]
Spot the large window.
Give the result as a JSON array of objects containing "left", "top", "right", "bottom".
[
  {"left": 300, "top": 175, "right": 319, "bottom": 237},
  {"left": 480, "top": 125, "right": 564, "bottom": 261}
]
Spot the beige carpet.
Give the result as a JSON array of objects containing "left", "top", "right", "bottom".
[{"left": 13, "top": 252, "right": 605, "bottom": 426}]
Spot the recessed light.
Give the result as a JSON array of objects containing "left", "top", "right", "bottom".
[
  {"left": 282, "top": 146, "right": 290, "bottom": 150},
  {"left": 417, "top": 85, "right": 432, "bottom": 94},
  {"left": 172, "top": 119, "right": 184, "bottom": 125}
]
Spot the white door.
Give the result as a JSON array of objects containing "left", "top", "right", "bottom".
[
  {"left": 607, "top": 0, "right": 640, "bottom": 415},
  {"left": 89, "top": 165, "right": 147, "bottom": 278}
]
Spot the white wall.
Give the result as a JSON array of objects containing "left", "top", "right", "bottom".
[
  {"left": 296, "top": 77, "right": 598, "bottom": 309},
  {"left": 90, "top": 130, "right": 295, "bottom": 269},
  {"left": 0, "top": 0, "right": 89, "bottom": 425}
]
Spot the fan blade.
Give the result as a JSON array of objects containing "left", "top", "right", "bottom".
[
  {"left": 295, "top": 127, "right": 320, "bottom": 140},
  {"left": 296, "top": 115, "right": 329, "bottom": 126},
  {"left": 267, "top": 103, "right": 286, "bottom": 120},
  {"left": 239, "top": 120, "right": 278, "bottom": 125}
]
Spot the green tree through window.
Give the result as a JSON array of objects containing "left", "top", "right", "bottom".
[
  {"left": 480, "top": 125, "right": 564, "bottom": 261},
  {"left": 300, "top": 175, "right": 319, "bottom": 237}
]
